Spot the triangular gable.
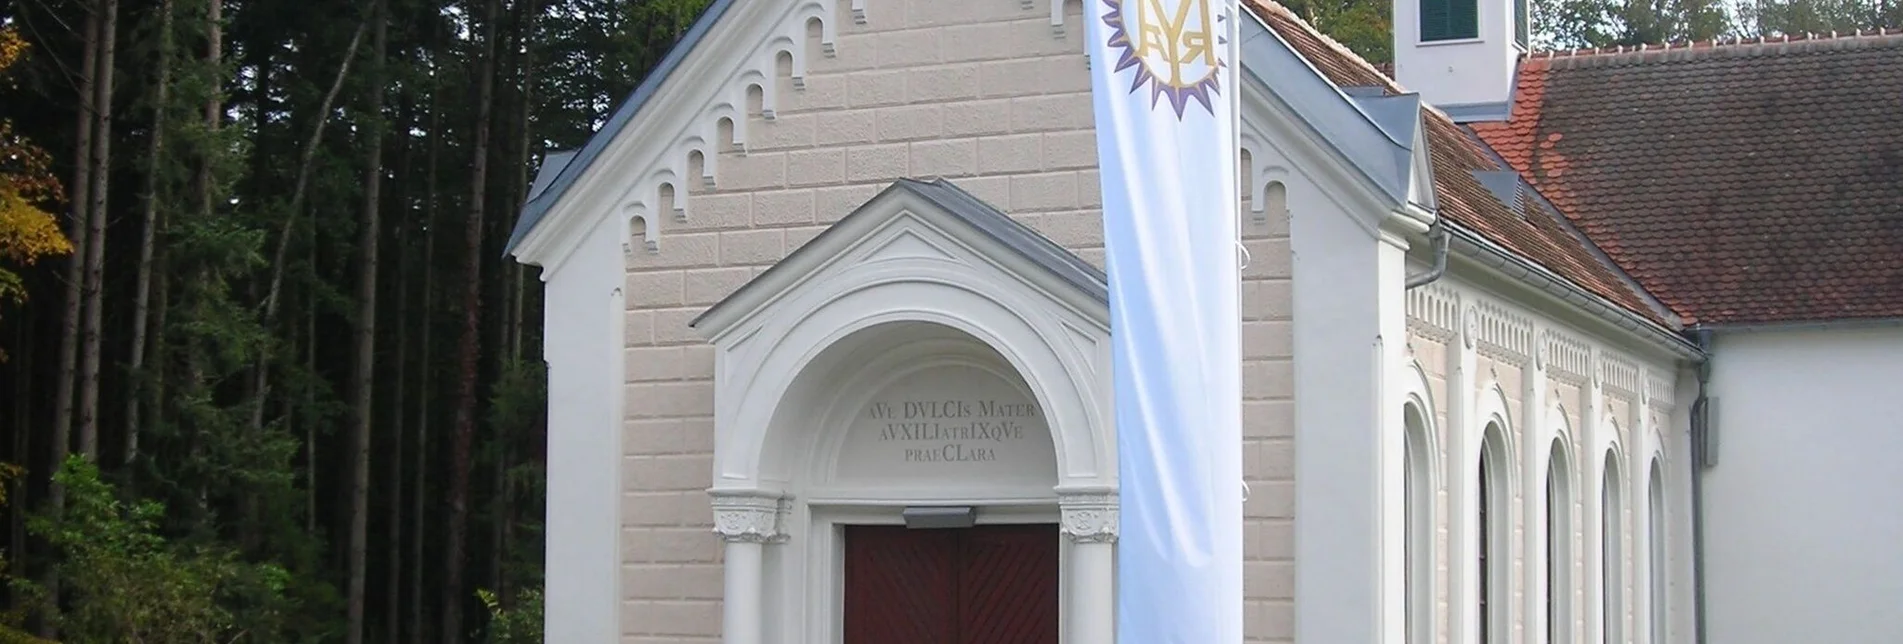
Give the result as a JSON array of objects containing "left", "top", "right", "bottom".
[
  {"left": 504, "top": 0, "right": 739, "bottom": 255},
  {"left": 690, "top": 178, "right": 1108, "bottom": 337}
]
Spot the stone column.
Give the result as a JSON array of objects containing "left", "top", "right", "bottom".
[
  {"left": 712, "top": 492, "right": 784, "bottom": 644},
  {"left": 1060, "top": 490, "right": 1118, "bottom": 644}
]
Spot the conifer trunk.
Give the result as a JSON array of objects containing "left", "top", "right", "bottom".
[
  {"left": 126, "top": 0, "right": 174, "bottom": 467},
  {"left": 410, "top": 59, "right": 442, "bottom": 641},
  {"left": 77, "top": 0, "right": 119, "bottom": 462},
  {"left": 384, "top": 68, "right": 419, "bottom": 644},
  {"left": 443, "top": 0, "right": 502, "bottom": 638},
  {"left": 250, "top": 13, "right": 370, "bottom": 433},
  {"left": 345, "top": 1, "right": 388, "bottom": 640},
  {"left": 42, "top": 6, "right": 102, "bottom": 632}
]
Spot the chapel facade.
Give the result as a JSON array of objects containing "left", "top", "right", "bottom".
[{"left": 505, "top": 0, "right": 1903, "bottom": 642}]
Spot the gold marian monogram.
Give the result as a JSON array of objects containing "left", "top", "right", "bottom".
[{"left": 1128, "top": 0, "right": 1219, "bottom": 89}]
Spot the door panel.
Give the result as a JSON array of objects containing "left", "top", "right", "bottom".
[
  {"left": 958, "top": 524, "right": 1061, "bottom": 644},
  {"left": 843, "top": 526, "right": 959, "bottom": 644},
  {"left": 842, "top": 523, "right": 1059, "bottom": 644}
]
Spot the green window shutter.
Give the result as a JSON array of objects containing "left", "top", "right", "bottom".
[
  {"left": 1514, "top": 0, "right": 1530, "bottom": 47},
  {"left": 1421, "top": 0, "right": 1479, "bottom": 41}
]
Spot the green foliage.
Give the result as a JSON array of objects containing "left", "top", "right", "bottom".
[
  {"left": 1282, "top": 0, "right": 1395, "bottom": 63},
  {"left": 0, "top": 464, "right": 53, "bottom": 644},
  {"left": 477, "top": 587, "right": 543, "bottom": 644},
  {"left": 20, "top": 457, "right": 293, "bottom": 644}
]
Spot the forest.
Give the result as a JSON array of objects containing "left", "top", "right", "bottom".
[{"left": 0, "top": 0, "right": 1894, "bottom": 642}]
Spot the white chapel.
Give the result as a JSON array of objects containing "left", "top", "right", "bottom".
[{"left": 505, "top": 0, "right": 1903, "bottom": 642}]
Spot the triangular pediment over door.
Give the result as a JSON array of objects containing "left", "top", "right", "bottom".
[{"left": 691, "top": 177, "right": 1117, "bottom": 500}]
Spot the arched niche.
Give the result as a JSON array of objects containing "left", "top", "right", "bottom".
[
  {"left": 788, "top": 320, "right": 1060, "bottom": 498},
  {"left": 693, "top": 180, "right": 1113, "bottom": 498}
]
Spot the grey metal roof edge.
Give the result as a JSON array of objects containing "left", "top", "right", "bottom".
[
  {"left": 1349, "top": 91, "right": 1422, "bottom": 148},
  {"left": 1688, "top": 317, "right": 1903, "bottom": 334},
  {"left": 503, "top": 0, "right": 739, "bottom": 256},
  {"left": 1444, "top": 223, "right": 1704, "bottom": 361},
  {"left": 1440, "top": 100, "right": 1512, "bottom": 123},
  {"left": 526, "top": 149, "right": 579, "bottom": 203},
  {"left": 1238, "top": 11, "right": 1412, "bottom": 205},
  {"left": 903, "top": 178, "right": 1108, "bottom": 300},
  {"left": 687, "top": 178, "right": 1107, "bottom": 329}
]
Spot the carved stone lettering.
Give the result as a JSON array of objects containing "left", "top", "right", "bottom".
[{"left": 832, "top": 364, "right": 1058, "bottom": 488}]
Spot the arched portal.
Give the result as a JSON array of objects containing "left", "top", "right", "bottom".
[{"left": 690, "top": 179, "right": 1116, "bottom": 644}]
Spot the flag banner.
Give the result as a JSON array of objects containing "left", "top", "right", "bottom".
[{"left": 1086, "top": 0, "right": 1245, "bottom": 642}]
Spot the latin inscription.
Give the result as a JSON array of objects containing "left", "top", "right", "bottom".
[{"left": 865, "top": 399, "right": 1040, "bottom": 463}]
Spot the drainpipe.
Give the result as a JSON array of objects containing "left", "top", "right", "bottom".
[
  {"left": 1687, "top": 327, "right": 1714, "bottom": 644},
  {"left": 1404, "top": 219, "right": 1450, "bottom": 289}
]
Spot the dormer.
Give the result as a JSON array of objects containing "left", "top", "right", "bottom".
[{"left": 1393, "top": 0, "right": 1528, "bottom": 121}]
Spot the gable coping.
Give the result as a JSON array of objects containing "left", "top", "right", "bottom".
[{"left": 689, "top": 178, "right": 1108, "bottom": 336}]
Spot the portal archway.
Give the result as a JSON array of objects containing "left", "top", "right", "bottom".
[{"left": 689, "top": 179, "right": 1117, "bottom": 644}]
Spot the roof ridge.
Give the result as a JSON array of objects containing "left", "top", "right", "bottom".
[{"left": 1533, "top": 29, "right": 1903, "bottom": 66}]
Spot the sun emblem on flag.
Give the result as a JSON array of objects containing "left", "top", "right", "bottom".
[{"left": 1100, "top": 0, "right": 1230, "bottom": 118}]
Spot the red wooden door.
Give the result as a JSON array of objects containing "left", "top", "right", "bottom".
[{"left": 843, "top": 524, "right": 1060, "bottom": 644}]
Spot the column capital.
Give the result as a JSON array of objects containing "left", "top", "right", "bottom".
[
  {"left": 710, "top": 490, "right": 788, "bottom": 544},
  {"left": 1058, "top": 489, "right": 1119, "bottom": 544}
]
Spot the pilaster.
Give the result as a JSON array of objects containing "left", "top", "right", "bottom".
[
  {"left": 1525, "top": 328, "right": 1551, "bottom": 644},
  {"left": 1059, "top": 489, "right": 1117, "bottom": 644},
  {"left": 1449, "top": 303, "right": 1480, "bottom": 644},
  {"left": 711, "top": 491, "right": 788, "bottom": 644},
  {"left": 1291, "top": 207, "right": 1408, "bottom": 644},
  {"left": 1585, "top": 351, "right": 1609, "bottom": 644}
]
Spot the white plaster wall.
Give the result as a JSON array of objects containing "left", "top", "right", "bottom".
[
  {"left": 540, "top": 215, "right": 629, "bottom": 642},
  {"left": 1704, "top": 325, "right": 1903, "bottom": 644}
]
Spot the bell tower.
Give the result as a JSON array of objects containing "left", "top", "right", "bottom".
[{"left": 1392, "top": 0, "right": 1528, "bottom": 120}]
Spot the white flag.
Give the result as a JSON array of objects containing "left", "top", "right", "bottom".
[{"left": 1086, "top": 0, "right": 1245, "bottom": 642}]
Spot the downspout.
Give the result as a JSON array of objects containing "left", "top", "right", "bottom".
[
  {"left": 1687, "top": 327, "right": 1714, "bottom": 644},
  {"left": 1404, "top": 218, "right": 1450, "bottom": 289}
]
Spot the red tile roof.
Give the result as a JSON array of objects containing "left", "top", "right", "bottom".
[
  {"left": 1471, "top": 37, "right": 1903, "bottom": 325},
  {"left": 1242, "top": 0, "right": 1672, "bottom": 324}
]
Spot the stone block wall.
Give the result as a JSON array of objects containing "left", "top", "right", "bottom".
[{"left": 614, "top": 0, "right": 1295, "bottom": 640}]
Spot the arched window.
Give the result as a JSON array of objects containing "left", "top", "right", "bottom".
[
  {"left": 1648, "top": 460, "right": 1667, "bottom": 644},
  {"left": 1547, "top": 440, "right": 1573, "bottom": 644},
  {"left": 1602, "top": 452, "right": 1625, "bottom": 644},
  {"left": 1404, "top": 404, "right": 1434, "bottom": 644},
  {"left": 1479, "top": 423, "right": 1509, "bottom": 644}
]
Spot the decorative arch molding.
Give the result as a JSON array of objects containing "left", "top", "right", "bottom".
[
  {"left": 1472, "top": 381, "right": 1519, "bottom": 486},
  {"left": 1544, "top": 402, "right": 1578, "bottom": 462},
  {"left": 692, "top": 179, "right": 1118, "bottom": 643},
  {"left": 694, "top": 181, "right": 1113, "bottom": 493},
  {"left": 1399, "top": 358, "right": 1443, "bottom": 473}
]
